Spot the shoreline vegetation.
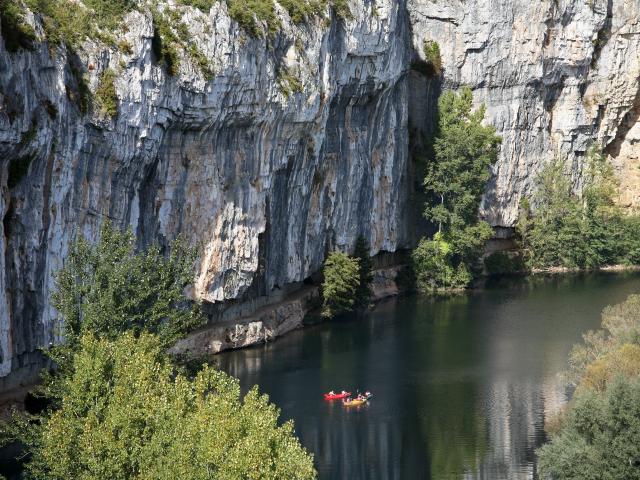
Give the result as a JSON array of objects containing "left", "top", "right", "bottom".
[{"left": 537, "top": 292, "right": 640, "bottom": 479}]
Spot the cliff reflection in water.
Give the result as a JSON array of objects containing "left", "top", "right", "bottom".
[{"left": 217, "top": 273, "right": 640, "bottom": 480}]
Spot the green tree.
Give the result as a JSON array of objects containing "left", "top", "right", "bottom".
[
  {"left": 353, "top": 236, "right": 373, "bottom": 309},
  {"left": 538, "top": 293, "right": 640, "bottom": 478},
  {"left": 517, "top": 146, "right": 640, "bottom": 270},
  {"left": 52, "top": 222, "right": 204, "bottom": 351},
  {"left": 45, "top": 221, "right": 205, "bottom": 401},
  {"left": 18, "top": 333, "right": 316, "bottom": 480},
  {"left": 517, "top": 158, "right": 584, "bottom": 268},
  {"left": 321, "top": 251, "right": 360, "bottom": 318},
  {"left": 423, "top": 87, "right": 500, "bottom": 234},
  {"left": 412, "top": 232, "right": 470, "bottom": 293},
  {"left": 538, "top": 375, "right": 640, "bottom": 480},
  {"left": 413, "top": 87, "right": 500, "bottom": 293},
  {"left": 1, "top": 223, "right": 315, "bottom": 479}
]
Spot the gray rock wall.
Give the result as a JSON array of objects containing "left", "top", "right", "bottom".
[
  {"left": 409, "top": 0, "right": 640, "bottom": 225},
  {"left": 2, "top": 0, "right": 640, "bottom": 384},
  {"left": 0, "top": 0, "right": 415, "bottom": 383}
]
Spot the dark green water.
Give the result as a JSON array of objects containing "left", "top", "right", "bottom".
[{"left": 217, "top": 273, "right": 640, "bottom": 480}]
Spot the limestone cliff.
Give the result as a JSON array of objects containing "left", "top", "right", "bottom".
[{"left": 1, "top": 0, "right": 640, "bottom": 385}]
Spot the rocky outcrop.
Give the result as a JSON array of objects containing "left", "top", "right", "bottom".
[
  {"left": 0, "top": 0, "right": 415, "bottom": 386},
  {"left": 2, "top": 0, "right": 640, "bottom": 386},
  {"left": 409, "top": 0, "right": 640, "bottom": 225}
]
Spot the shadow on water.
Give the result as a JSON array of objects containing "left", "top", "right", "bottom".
[{"left": 217, "top": 272, "right": 640, "bottom": 480}]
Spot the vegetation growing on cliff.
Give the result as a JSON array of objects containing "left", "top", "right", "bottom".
[
  {"left": 277, "top": 66, "right": 303, "bottom": 97},
  {"left": 517, "top": 147, "right": 640, "bottom": 270},
  {"left": 422, "top": 39, "right": 442, "bottom": 76},
  {"left": 412, "top": 87, "right": 501, "bottom": 293},
  {"left": 1, "top": 223, "right": 315, "bottom": 478},
  {"left": 537, "top": 293, "right": 640, "bottom": 479},
  {"left": 0, "top": 0, "right": 36, "bottom": 52},
  {"left": 95, "top": 69, "right": 118, "bottom": 118}
]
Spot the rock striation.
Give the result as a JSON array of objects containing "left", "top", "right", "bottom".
[{"left": 2, "top": 0, "right": 640, "bottom": 386}]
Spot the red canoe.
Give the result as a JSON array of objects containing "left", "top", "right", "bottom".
[{"left": 324, "top": 392, "right": 351, "bottom": 400}]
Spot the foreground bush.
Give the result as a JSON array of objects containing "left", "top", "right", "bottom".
[
  {"left": 538, "top": 376, "right": 640, "bottom": 480},
  {"left": 21, "top": 333, "right": 316, "bottom": 479},
  {"left": 1, "top": 223, "right": 315, "bottom": 479},
  {"left": 537, "top": 293, "right": 640, "bottom": 478},
  {"left": 568, "top": 293, "right": 640, "bottom": 387}
]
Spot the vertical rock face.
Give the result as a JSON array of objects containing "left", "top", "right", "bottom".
[
  {"left": 0, "top": 1, "right": 414, "bottom": 384},
  {"left": 409, "top": 0, "right": 640, "bottom": 226},
  {"left": 2, "top": 0, "right": 640, "bottom": 384}
]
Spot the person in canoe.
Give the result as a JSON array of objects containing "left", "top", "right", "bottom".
[
  {"left": 324, "top": 390, "right": 351, "bottom": 400},
  {"left": 343, "top": 396, "right": 367, "bottom": 406}
]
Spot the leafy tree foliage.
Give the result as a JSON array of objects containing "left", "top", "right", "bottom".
[
  {"left": 537, "top": 293, "right": 640, "bottom": 478},
  {"left": 517, "top": 147, "right": 640, "bottom": 270},
  {"left": 19, "top": 333, "right": 317, "bottom": 480},
  {"left": 353, "top": 236, "right": 373, "bottom": 309},
  {"left": 413, "top": 232, "right": 471, "bottom": 292},
  {"left": 538, "top": 376, "right": 640, "bottom": 480},
  {"left": 568, "top": 293, "right": 640, "bottom": 387},
  {"left": 52, "top": 222, "right": 205, "bottom": 354},
  {"left": 2, "top": 223, "right": 315, "bottom": 479},
  {"left": 483, "top": 250, "right": 525, "bottom": 276},
  {"left": 321, "top": 251, "right": 360, "bottom": 318},
  {"left": 40, "top": 221, "right": 205, "bottom": 405},
  {"left": 422, "top": 87, "right": 500, "bottom": 234},
  {"left": 413, "top": 87, "right": 500, "bottom": 293}
]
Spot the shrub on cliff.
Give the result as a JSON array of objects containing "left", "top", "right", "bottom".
[
  {"left": 95, "top": 68, "right": 118, "bottom": 118},
  {"left": 321, "top": 251, "right": 360, "bottom": 318},
  {"left": 13, "top": 333, "right": 317, "bottom": 479},
  {"left": 422, "top": 39, "right": 442, "bottom": 76},
  {"left": 413, "top": 87, "right": 500, "bottom": 293},
  {"left": 0, "top": 0, "right": 36, "bottom": 52}
]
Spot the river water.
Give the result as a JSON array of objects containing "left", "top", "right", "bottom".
[{"left": 217, "top": 272, "right": 640, "bottom": 480}]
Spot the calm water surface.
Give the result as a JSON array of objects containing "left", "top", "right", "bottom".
[{"left": 217, "top": 273, "right": 640, "bottom": 480}]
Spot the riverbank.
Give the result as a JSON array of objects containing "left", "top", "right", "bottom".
[
  {"left": 169, "top": 263, "right": 408, "bottom": 361},
  {"left": 530, "top": 264, "right": 640, "bottom": 275}
]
